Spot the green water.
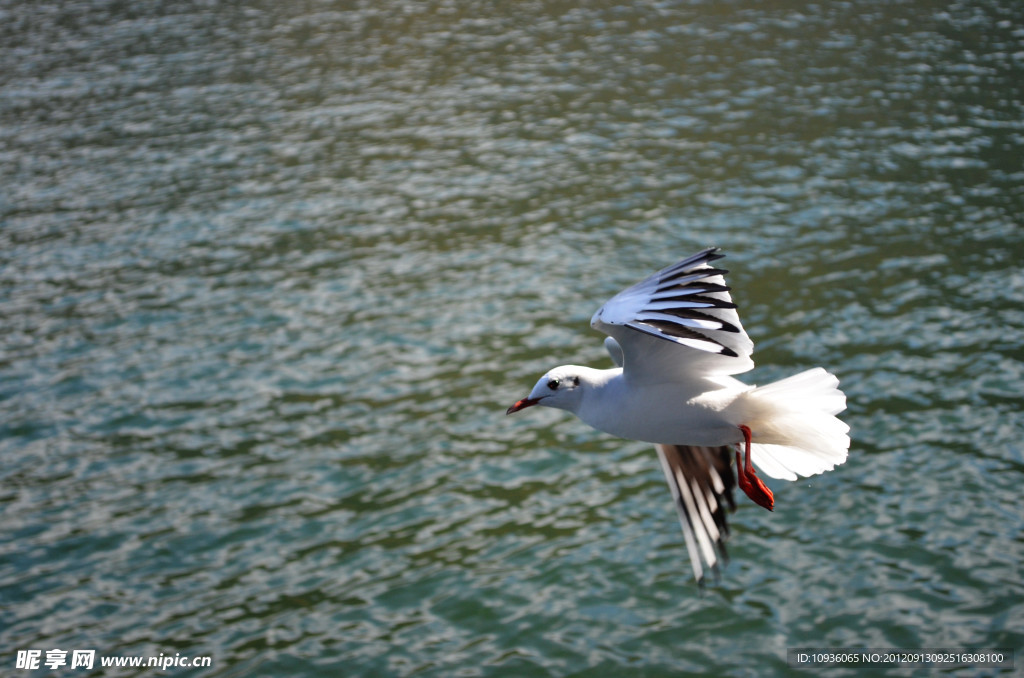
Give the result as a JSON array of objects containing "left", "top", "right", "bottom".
[{"left": 2, "top": 0, "right": 1022, "bottom": 676}]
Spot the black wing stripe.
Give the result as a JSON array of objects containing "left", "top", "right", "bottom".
[
  {"left": 650, "top": 282, "right": 732, "bottom": 298},
  {"left": 656, "top": 294, "right": 737, "bottom": 310},
  {"left": 660, "top": 266, "right": 729, "bottom": 285},
  {"left": 646, "top": 298, "right": 721, "bottom": 309},
  {"left": 631, "top": 320, "right": 725, "bottom": 348},
  {"left": 657, "top": 248, "right": 725, "bottom": 278},
  {"left": 642, "top": 307, "right": 742, "bottom": 334},
  {"left": 630, "top": 320, "right": 740, "bottom": 357},
  {"left": 637, "top": 311, "right": 729, "bottom": 332}
]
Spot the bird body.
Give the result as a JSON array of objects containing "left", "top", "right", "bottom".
[
  {"left": 526, "top": 365, "right": 747, "bottom": 447},
  {"left": 518, "top": 362, "right": 847, "bottom": 465}
]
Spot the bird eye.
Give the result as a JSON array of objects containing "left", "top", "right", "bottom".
[{"left": 547, "top": 378, "right": 560, "bottom": 390}]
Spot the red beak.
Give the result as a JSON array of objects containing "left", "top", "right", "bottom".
[{"left": 506, "top": 397, "right": 541, "bottom": 415}]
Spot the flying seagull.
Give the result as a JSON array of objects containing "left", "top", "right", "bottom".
[{"left": 507, "top": 247, "right": 850, "bottom": 583}]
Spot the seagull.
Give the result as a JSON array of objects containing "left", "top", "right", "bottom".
[{"left": 507, "top": 247, "right": 850, "bottom": 583}]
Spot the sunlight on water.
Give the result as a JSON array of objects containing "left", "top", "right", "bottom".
[{"left": 1, "top": 0, "right": 1022, "bottom": 675}]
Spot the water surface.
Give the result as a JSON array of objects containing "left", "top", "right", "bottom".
[{"left": 1, "top": 0, "right": 1022, "bottom": 675}]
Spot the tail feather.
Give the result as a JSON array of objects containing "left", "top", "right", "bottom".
[{"left": 745, "top": 367, "right": 850, "bottom": 481}]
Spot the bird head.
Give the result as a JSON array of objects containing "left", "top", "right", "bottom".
[{"left": 506, "top": 366, "right": 584, "bottom": 415}]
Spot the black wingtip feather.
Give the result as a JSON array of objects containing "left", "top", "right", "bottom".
[
  {"left": 654, "top": 308, "right": 742, "bottom": 333},
  {"left": 634, "top": 319, "right": 725, "bottom": 348},
  {"left": 661, "top": 266, "right": 730, "bottom": 285}
]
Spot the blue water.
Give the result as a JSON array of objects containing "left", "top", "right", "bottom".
[{"left": 1, "top": 0, "right": 1022, "bottom": 676}]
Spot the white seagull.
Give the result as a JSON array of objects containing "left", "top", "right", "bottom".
[{"left": 507, "top": 247, "right": 850, "bottom": 583}]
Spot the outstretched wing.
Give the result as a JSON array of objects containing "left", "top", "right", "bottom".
[
  {"left": 655, "top": 443, "right": 736, "bottom": 584},
  {"left": 591, "top": 248, "right": 754, "bottom": 383}
]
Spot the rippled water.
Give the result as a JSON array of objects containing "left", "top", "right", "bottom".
[{"left": 2, "top": 0, "right": 1022, "bottom": 675}]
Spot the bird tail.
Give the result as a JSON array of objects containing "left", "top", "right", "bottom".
[{"left": 744, "top": 367, "right": 850, "bottom": 481}]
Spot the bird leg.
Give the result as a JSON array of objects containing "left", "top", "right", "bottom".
[{"left": 736, "top": 425, "right": 774, "bottom": 511}]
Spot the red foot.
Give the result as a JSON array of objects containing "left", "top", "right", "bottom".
[{"left": 736, "top": 425, "right": 774, "bottom": 511}]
